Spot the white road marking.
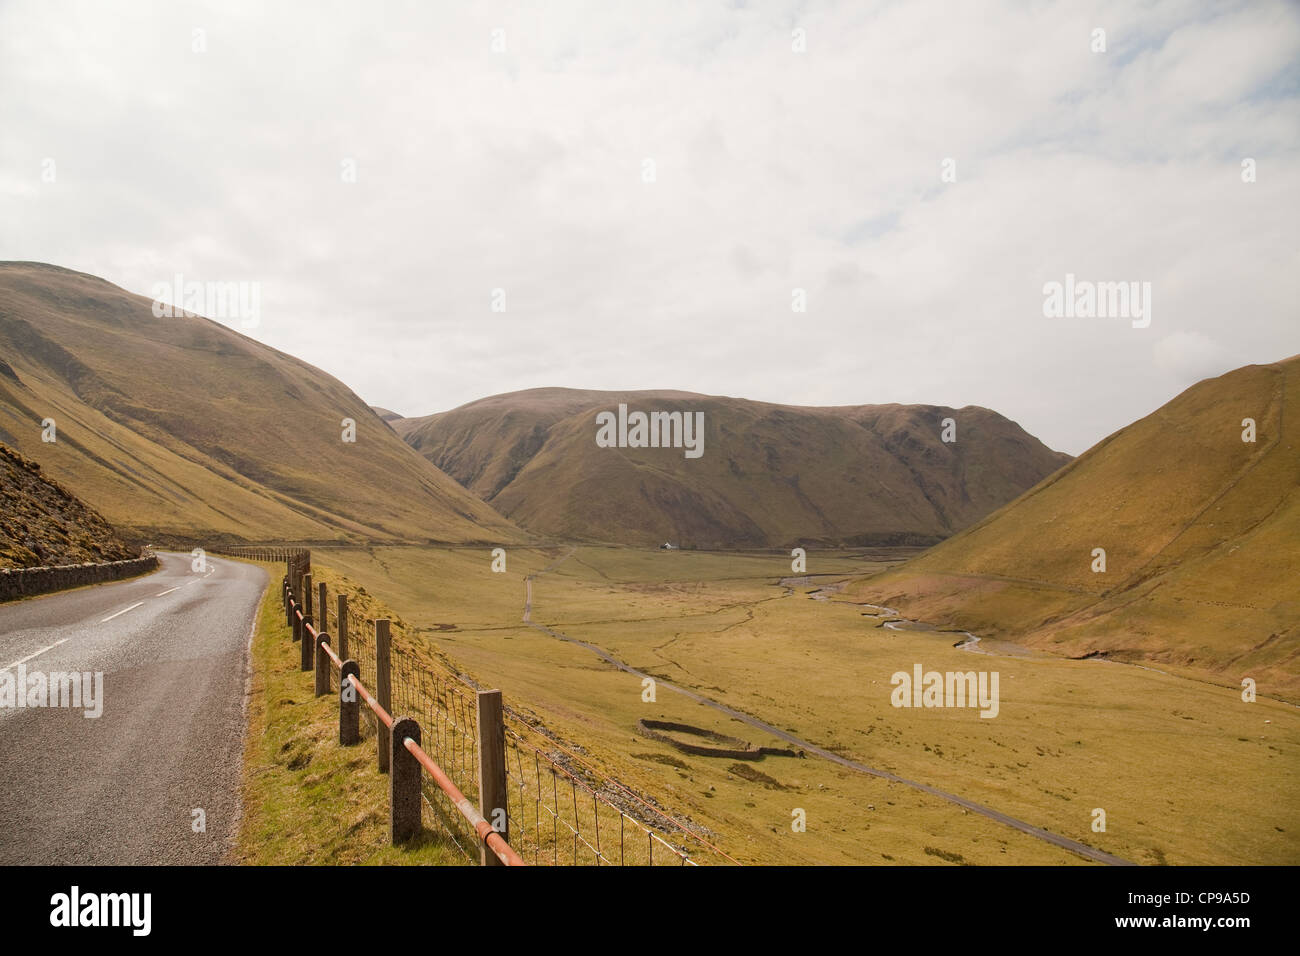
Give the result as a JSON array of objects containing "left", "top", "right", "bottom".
[
  {"left": 1, "top": 638, "right": 69, "bottom": 672},
  {"left": 156, "top": 586, "right": 181, "bottom": 596},
  {"left": 100, "top": 602, "right": 144, "bottom": 623}
]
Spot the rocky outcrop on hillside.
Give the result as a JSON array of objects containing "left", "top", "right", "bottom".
[{"left": 0, "top": 442, "right": 136, "bottom": 569}]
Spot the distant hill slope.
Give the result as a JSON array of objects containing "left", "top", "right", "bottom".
[
  {"left": 399, "top": 387, "right": 1071, "bottom": 548},
  {"left": 0, "top": 442, "right": 136, "bottom": 568},
  {"left": 846, "top": 356, "right": 1300, "bottom": 697},
  {"left": 0, "top": 262, "right": 522, "bottom": 546}
]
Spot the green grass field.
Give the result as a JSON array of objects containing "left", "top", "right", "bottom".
[{"left": 312, "top": 544, "right": 1300, "bottom": 866}]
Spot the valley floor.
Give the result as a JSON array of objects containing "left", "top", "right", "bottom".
[{"left": 314, "top": 544, "right": 1300, "bottom": 866}]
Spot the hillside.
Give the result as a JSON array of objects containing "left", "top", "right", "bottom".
[
  {"left": 0, "top": 442, "right": 137, "bottom": 568},
  {"left": 0, "top": 262, "right": 522, "bottom": 546},
  {"left": 846, "top": 355, "right": 1300, "bottom": 697},
  {"left": 399, "top": 387, "right": 1071, "bottom": 548}
]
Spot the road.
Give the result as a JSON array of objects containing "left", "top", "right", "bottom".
[
  {"left": 523, "top": 567, "right": 1134, "bottom": 866},
  {"left": 0, "top": 551, "right": 266, "bottom": 864}
]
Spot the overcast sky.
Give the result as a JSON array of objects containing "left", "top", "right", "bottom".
[{"left": 2, "top": 0, "right": 1297, "bottom": 455}]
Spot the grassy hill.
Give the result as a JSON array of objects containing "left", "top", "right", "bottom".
[
  {"left": 0, "top": 262, "right": 522, "bottom": 547},
  {"left": 846, "top": 355, "right": 1300, "bottom": 698},
  {"left": 0, "top": 441, "right": 136, "bottom": 568},
  {"left": 399, "top": 387, "right": 1071, "bottom": 549}
]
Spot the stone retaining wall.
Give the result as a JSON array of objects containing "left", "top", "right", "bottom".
[{"left": 0, "top": 553, "right": 159, "bottom": 602}]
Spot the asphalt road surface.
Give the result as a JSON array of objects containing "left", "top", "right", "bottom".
[{"left": 0, "top": 551, "right": 266, "bottom": 864}]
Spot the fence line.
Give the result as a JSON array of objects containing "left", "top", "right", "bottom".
[
  {"left": 277, "top": 550, "right": 523, "bottom": 865},
  {"left": 247, "top": 548, "right": 731, "bottom": 866}
]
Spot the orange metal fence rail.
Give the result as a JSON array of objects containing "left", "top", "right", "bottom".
[{"left": 264, "top": 549, "right": 732, "bottom": 866}]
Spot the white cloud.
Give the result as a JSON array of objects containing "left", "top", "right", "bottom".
[
  {"left": 1, "top": 0, "right": 1297, "bottom": 455},
  {"left": 1152, "top": 330, "right": 1234, "bottom": 383}
]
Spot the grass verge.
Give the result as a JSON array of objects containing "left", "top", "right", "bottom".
[{"left": 235, "top": 564, "right": 464, "bottom": 865}]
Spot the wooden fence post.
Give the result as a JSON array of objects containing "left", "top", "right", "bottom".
[
  {"left": 376, "top": 619, "right": 392, "bottom": 774},
  {"left": 390, "top": 716, "right": 422, "bottom": 844},
  {"left": 477, "top": 689, "right": 508, "bottom": 866},
  {"left": 292, "top": 604, "right": 302, "bottom": 644},
  {"left": 340, "top": 660, "right": 360, "bottom": 746},
  {"left": 336, "top": 594, "right": 348, "bottom": 662},
  {"left": 303, "top": 573, "right": 313, "bottom": 621},
  {"left": 284, "top": 577, "right": 292, "bottom": 628},
  {"left": 315, "top": 631, "right": 331, "bottom": 697},
  {"left": 318, "top": 581, "right": 328, "bottom": 634},
  {"left": 301, "top": 615, "right": 314, "bottom": 671}
]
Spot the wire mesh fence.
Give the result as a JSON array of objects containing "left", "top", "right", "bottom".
[
  {"left": 401, "top": 658, "right": 484, "bottom": 861},
  {"left": 260, "top": 550, "right": 737, "bottom": 866},
  {"left": 501, "top": 722, "right": 697, "bottom": 865}
]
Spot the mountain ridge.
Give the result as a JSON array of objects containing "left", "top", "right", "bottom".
[
  {"left": 398, "top": 386, "right": 1073, "bottom": 549},
  {"left": 846, "top": 354, "right": 1300, "bottom": 697},
  {"left": 0, "top": 262, "right": 525, "bottom": 547}
]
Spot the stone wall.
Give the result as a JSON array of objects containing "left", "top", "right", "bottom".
[
  {"left": 0, "top": 553, "right": 159, "bottom": 602},
  {"left": 635, "top": 718, "right": 800, "bottom": 761}
]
